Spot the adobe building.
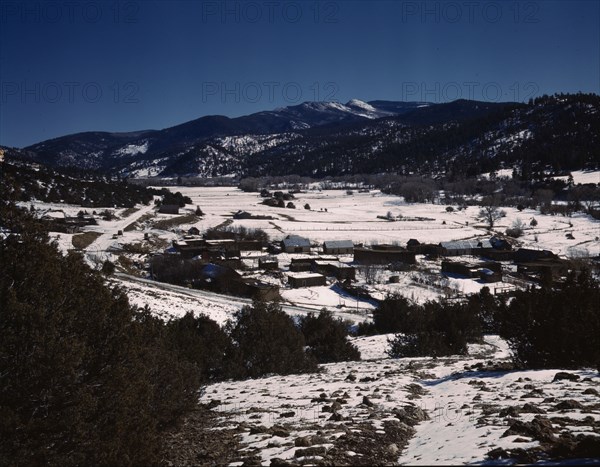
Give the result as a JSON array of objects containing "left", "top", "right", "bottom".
[
  {"left": 288, "top": 272, "right": 326, "bottom": 288},
  {"left": 354, "top": 245, "right": 416, "bottom": 265}
]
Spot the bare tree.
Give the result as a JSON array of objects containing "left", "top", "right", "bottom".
[
  {"left": 362, "top": 265, "right": 380, "bottom": 285},
  {"left": 477, "top": 195, "right": 506, "bottom": 230}
]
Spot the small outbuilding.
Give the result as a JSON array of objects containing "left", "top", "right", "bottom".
[
  {"left": 406, "top": 239, "right": 420, "bottom": 249},
  {"left": 406, "top": 239, "right": 445, "bottom": 256}
]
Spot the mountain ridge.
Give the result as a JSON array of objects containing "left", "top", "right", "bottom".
[{"left": 8, "top": 94, "right": 600, "bottom": 178}]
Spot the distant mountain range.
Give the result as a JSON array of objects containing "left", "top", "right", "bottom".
[{"left": 5, "top": 94, "right": 600, "bottom": 178}]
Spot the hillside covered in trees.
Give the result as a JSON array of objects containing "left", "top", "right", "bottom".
[{"left": 7, "top": 94, "right": 600, "bottom": 179}]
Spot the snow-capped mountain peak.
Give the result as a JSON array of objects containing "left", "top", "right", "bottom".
[{"left": 346, "top": 99, "right": 378, "bottom": 112}]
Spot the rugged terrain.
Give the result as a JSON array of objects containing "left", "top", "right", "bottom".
[
  {"left": 158, "top": 335, "right": 600, "bottom": 466},
  {"left": 6, "top": 93, "right": 600, "bottom": 178}
]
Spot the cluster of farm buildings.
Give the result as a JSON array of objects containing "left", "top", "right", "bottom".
[{"left": 158, "top": 227, "right": 582, "bottom": 302}]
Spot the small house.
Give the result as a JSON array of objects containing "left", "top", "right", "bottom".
[
  {"left": 441, "top": 260, "right": 478, "bottom": 278},
  {"left": 205, "top": 239, "right": 238, "bottom": 251},
  {"left": 158, "top": 204, "right": 180, "bottom": 215},
  {"left": 65, "top": 214, "right": 97, "bottom": 227},
  {"left": 258, "top": 257, "right": 279, "bottom": 270},
  {"left": 192, "top": 263, "right": 279, "bottom": 299},
  {"left": 173, "top": 239, "right": 205, "bottom": 259},
  {"left": 232, "top": 211, "right": 274, "bottom": 220},
  {"left": 288, "top": 272, "right": 326, "bottom": 288},
  {"left": 323, "top": 240, "right": 354, "bottom": 255},
  {"left": 42, "top": 210, "right": 97, "bottom": 233},
  {"left": 282, "top": 235, "right": 311, "bottom": 253}
]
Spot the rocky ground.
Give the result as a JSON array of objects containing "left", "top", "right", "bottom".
[
  {"left": 161, "top": 336, "right": 600, "bottom": 466},
  {"left": 160, "top": 405, "right": 242, "bottom": 466}
]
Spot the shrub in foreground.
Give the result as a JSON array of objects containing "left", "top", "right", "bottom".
[
  {"left": 299, "top": 309, "right": 361, "bottom": 363},
  {"left": 225, "top": 301, "right": 318, "bottom": 379},
  {"left": 384, "top": 298, "right": 483, "bottom": 358},
  {"left": 165, "top": 312, "right": 232, "bottom": 383},
  {"left": 497, "top": 270, "right": 600, "bottom": 369}
]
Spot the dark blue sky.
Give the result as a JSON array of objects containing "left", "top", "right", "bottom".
[{"left": 1, "top": 0, "right": 598, "bottom": 147}]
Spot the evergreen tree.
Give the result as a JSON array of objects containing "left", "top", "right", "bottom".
[
  {"left": 496, "top": 270, "right": 600, "bottom": 369},
  {"left": 299, "top": 310, "right": 361, "bottom": 363},
  {"left": 225, "top": 301, "right": 317, "bottom": 379},
  {"left": 0, "top": 206, "right": 201, "bottom": 465}
]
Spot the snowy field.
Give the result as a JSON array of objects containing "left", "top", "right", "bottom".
[
  {"left": 199, "top": 335, "right": 600, "bottom": 465},
  {"left": 481, "top": 169, "right": 600, "bottom": 186},
  {"left": 555, "top": 170, "right": 600, "bottom": 185},
  {"left": 158, "top": 187, "right": 481, "bottom": 245},
  {"left": 27, "top": 186, "right": 600, "bottom": 263},
  {"left": 158, "top": 187, "right": 600, "bottom": 258}
]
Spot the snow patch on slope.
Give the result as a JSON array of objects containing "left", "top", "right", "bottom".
[{"left": 115, "top": 140, "right": 149, "bottom": 157}]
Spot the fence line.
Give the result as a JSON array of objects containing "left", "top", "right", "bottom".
[{"left": 271, "top": 226, "right": 465, "bottom": 232}]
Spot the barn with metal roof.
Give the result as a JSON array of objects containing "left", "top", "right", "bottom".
[
  {"left": 281, "top": 235, "right": 311, "bottom": 253},
  {"left": 439, "top": 239, "right": 493, "bottom": 256},
  {"left": 323, "top": 240, "right": 354, "bottom": 255}
]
